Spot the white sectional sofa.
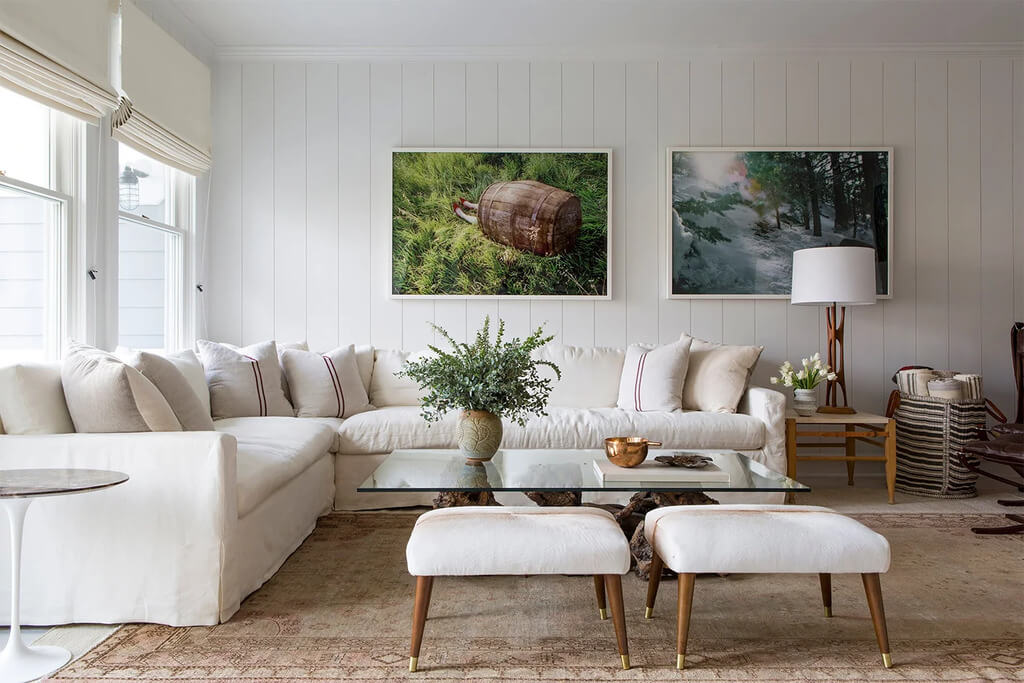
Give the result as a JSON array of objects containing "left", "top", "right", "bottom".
[{"left": 0, "top": 345, "right": 785, "bottom": 626}]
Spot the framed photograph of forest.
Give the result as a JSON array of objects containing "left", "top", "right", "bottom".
[
  {"left": 666, "top": 147, "right": 892, "bottom": 298},
  {"left": 392, "top": 149, "right": 612, "bottom": 298}
]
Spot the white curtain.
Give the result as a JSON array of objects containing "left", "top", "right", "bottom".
[
  {"left": 0, "top": 0, "right": 118, "bottom": 123},
  {"left": 113, "top": 2, "right": 211, "bottom": 175}
]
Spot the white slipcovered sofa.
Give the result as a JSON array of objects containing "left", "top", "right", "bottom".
[{"left": 0, "top": 345, "right": 785, "bottom": 626}]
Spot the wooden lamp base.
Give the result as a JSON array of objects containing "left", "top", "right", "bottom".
[
  {"left": 817, "top": 405, "right": 856, "bottom": 415},
  {"left": 822, "top": 302, "right": 855, "bottom": 414}
]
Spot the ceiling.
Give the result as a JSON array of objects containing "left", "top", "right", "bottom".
[{"left": 138, "top": 0, "right": 1024, "bottom": 57}]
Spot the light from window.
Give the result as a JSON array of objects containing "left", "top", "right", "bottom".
[
  {"left": 0, "top": 88, "right": 50, "bottom": 188},
  {"left": 118, "top": 218, "right": 174, "bottom": 351}
]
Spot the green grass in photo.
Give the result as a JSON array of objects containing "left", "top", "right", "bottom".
[{"left": 392, "top": 151, "right": 609, "bottom": 296}]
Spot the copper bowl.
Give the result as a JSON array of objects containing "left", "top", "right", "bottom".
[{"left": 604, "top": 437, "right": 663, "bottom": 468}]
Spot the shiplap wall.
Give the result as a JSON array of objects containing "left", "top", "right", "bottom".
[{"left": 207, "top": 55, "right": 1024, "bottom": 416}]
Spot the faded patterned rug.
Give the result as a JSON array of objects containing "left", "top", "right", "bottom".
[{"left": 51, "top": 512, "right": 1023, "bottom": 682}]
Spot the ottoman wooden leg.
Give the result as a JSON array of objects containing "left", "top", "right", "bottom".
[
  {"left": 819, "top": 573, "right": 833, "bottom": 617},
  {"left": 409, "top": 576, "right": 433, "bottom": 672},
  {"left": 861, "top": 573, "right": 893, "bottom": 668},
  {"left": 593, "top": 575, "right": 608, "bottom": 620},
  {"left": 676, "top": 572, "right": 695, "bottom": 669},
  {"left": 604, "top": 574, "right": 630, "bottom": 669},
  {"left": 645, "top": 552, "right": 664, "bottom": 618}
]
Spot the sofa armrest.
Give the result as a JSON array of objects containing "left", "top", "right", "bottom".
[
  {"left": 0, "top": 431, "right": 237, "bottom": 626},
  {"left": 737, "top": 387, "right": 787, "bottom": 475}
]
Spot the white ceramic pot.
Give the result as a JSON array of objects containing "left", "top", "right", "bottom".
[{"left": 793, "top": 388, "right": 818, "bottom": 416}]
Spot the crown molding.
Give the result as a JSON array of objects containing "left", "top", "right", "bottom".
[{"left": 215, "top": 42, "right": 1024, "bottom": 62}]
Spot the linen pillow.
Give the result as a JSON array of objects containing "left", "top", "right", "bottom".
[
  {"left": 369, "top": 349, "right": 429, "bottom": 407},
  {"left": 282, "top": 345, "right": 372, "bottom": 418},
  {"left": 680, "top": 334, "right": 764, "bottom": 413},
  {"left": 0, "top": 362, "right": 75, "bottom": 434},
  {"left": 532, "top": 344, "right": 625, "bottom": 408},
  {"left": 353, "top": 344, "right": 374, "bottom": 395},
  {"left": 616, "top": 339, "right": 692, "bottom": 412},
  {"left": 61, "top": 343, "right": 182, "bottom": 433},
  {"left": 121, "top": 350, "right": 215, "bottom": 430},
  {"left": 116, "top": 347, "right": 211, "bottom": 418},
  {"left": 197, "top": 340, "right": 294, "bottom": 419}
]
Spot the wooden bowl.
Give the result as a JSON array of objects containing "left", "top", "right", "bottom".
[{"left": 604, "top": 437, "right": 663, "bottom": 468}]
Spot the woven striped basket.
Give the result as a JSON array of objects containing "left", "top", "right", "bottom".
[{"left": 893, "top": 392, "right": 986, "bottom": 498}]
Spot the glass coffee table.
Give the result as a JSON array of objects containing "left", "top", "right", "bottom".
[{"left": 359, "top": 448, "right": 809, "bottom": 577}]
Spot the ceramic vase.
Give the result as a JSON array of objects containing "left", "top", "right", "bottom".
[
  {"left": 793, "top": 388, "right": 818, "bottom": 416},
  {"left": 456, "top": 409, "right": 503, "bottom": 462}
]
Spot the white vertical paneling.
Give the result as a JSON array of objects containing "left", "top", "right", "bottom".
[
  {"left": 305, "top": 62, "right": 339, "bottom": 352},
  {"left": 240, "top": 63, "right": 275, "bottom": 344},
  {"left": 688, "top": 58, "right": 724, "bottom": 343},
  {"left": 529, "top": 62, "right": 564, "bottom": 342},
  {"left": 561, "top": 61, "right": 597, "bottom": 346},
  {"left": 980, "top": 58, "right": 1014, "bottom": 414},
  {"left": 752, "top": 56, "right": 789, "bottom": 389},
  {"left": 883, "top": 58, "right": 918, "bottom": 378},
  {"left": 721, "top": 59, "right": 756, "bottom": 347},
  {"left": 947, "top": 59, "right": 982, "bottom": 375},
  {"left": 209, "top": 63, "right": 242, "bottom": 344},
  {"left": 465, "top": 62, "right": 499, "bottom": 337},
  {"left": 849, "top": 59, "right": 886, "bottom": 411},
  {"left": 400, "top": 63, "right": 436, "bottom": 352},
  {"left": 785, "top": 60, "right": 821, "bottom": 373},
  {"left": 338, "top": 63, "right": 372, "bottom": 345},
  {"left": 495, "top": 62, "right": 532, "bottom": 338},
  {"left": 625, "top": 61, "right": 659, "bottom": 345},
  {"left": 594, "top": 62, "right": 627, "bottom": 348},
  {"left": 433, "top": 62, "right": 469, "bottom": 344},
  {"left": 657, "top": 60, "right": 690, "bottom": 344},
  {"left": 915, "top": 58, "right": 950, "bottom": 369},
  {"left": 273, "top": 63, "right": 307, "bottom": 343},
  {"left": 369, "top": 63, "right": 403, "bottom": 349}
]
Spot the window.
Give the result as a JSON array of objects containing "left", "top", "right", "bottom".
[
  {"left": 0, "top": 87, "right": 75, "bottom": 362},
  {"left": 117, "top": 143, "right": 193, "bottom": 351}
]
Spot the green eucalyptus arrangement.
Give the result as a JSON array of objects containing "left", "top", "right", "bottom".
[{"left": 398, "top": 316, "right": 560, "bottom": 427}]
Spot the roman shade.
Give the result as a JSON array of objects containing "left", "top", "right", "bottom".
[
  {"left": 0, "top": 0, "right": 118, "bottom": 123},
  {"left": 113, "top": 1, "right": 211, "bottom": 175}
]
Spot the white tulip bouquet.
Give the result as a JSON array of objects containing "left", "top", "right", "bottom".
[{"left": 769, "top": 353, "right": 837, "bottom": 390}]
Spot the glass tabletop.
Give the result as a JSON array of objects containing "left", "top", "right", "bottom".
[{"left": 358, "top": 449, "right": 809, "bottom": 493}]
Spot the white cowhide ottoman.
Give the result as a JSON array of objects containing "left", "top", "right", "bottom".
[
  {"left": 642, "top": 504, "right": 893, "bottom": 670},
  {"left": 405, "top": 506, "right": 632, "bottom": 672}
]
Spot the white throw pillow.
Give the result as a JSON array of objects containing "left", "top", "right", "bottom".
[
  {"left": 532, "top": 344, "right": 625, "bottom": 408},
  {"left": 62, "top": 343, "right": 182, "bottom": 433},
  {"left": 369, "top": 349, "right": 428, "bottom": 407},
  {"left": 282, "top": 345, "right": 372, "bottom": 418},
  {"left": 197, "top": 340, "right": 294, "bottom": 419},
  {"left": 353, "top": 344, "right": 374, "bottom": 395},
  {"left": 116, "top": 347, "right": 211, "bottom": 418},
  {"left": 121, "top": 350, "right": 215, "bottom": 431},
  {"left": 680, "top": 334, "right": 764, "bottom": 413},
  {"left": 0, "top": 362, "right": 75, "bottom": 434},
  {"left": 616, "top": 339, "right": 692, "bottom": 412}
]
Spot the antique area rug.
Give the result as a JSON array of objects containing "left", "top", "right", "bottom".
[{"left": 51, "top": 512, "right": 1023, "bottom": 682}]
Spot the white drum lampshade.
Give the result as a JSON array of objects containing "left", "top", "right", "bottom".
[
  {"left": 790, "top": 246, "right": 877, "bottom": 413},
  {"left": 791, "top": 246, "right": 877, "bottom": 306}
]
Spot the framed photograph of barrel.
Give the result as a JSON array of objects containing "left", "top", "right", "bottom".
[
  {"left": 666, "top": 147, "right": 893, "bottom": 298},
  {"left": 392, "top": 149, "right": 612, "bottom": 298}
]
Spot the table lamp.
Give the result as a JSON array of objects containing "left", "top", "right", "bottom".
[{"left": 790, "top": 246, "right": 877, "bottom": 414}]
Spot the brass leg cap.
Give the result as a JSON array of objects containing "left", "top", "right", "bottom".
[
  {"left": 620, "top": 655, "right": 630, "bottom": 670},
  {"left": 882, "top": 653, "right": 892, "bottom": 668},
  {"left": 409, "top": 656, "right": 418, "bottom": 672},
  {"left": 676, "top": 654, "right": 685, "bottom": 670},
  {"left": 598, "top": 608, "right": 608, "bottom": 620},
  {"left": 824, "top": 606, "right": 832, "bottom": 618},
  {"left": 644, "top": 606, "right": 653, "bottom": 619}
]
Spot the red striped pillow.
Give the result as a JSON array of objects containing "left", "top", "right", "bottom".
[
  {"left": 615, "top": 339, "right": 693, "bottom": 412},
  {"left": 281, "top": 345, "right": 371, "bottom": 419}
]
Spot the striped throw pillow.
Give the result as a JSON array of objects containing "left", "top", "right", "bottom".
[
  {"left": 615, "top": 338, "right": 693, "bottom": 412},
  {"left": 281, "top": 345, "right": 371, "bottom": 419}
]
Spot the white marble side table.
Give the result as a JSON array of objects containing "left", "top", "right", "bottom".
[{"left": 0, "top": 469, "right": 128, "bottom": 683}]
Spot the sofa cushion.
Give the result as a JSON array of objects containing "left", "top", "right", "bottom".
[
  {"left": 0, "top": 362, "right": 75, "bottom": 434},
  {"left": 532, "top": 344, "right": 624, "bottom": 408},
  {"left": 282, "top": 345, "right": 372, "bottom": 418},
  {"left": 335, "top": 406, "right": 765, "bottom": 455},
  {"left": 680, "top": 334, "right": 764, "bottom": 414},
  {"left": 616, "top": 339, "right": 692, "bottom": 412},
  {"left": 215, "top": 416, "right": 336, "bottom": 517},
  {"left": 369, "top": 349, "right": 428, "bottom": 406},
  {"left": 198, "top": 340, "right": 293, "bottom": 419},
  {"left": 121, "top": 350, "right": 215, "bottom": 431}
]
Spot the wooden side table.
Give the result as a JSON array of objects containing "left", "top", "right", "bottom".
[{"left": 785, "top": 410, "right": 896, "bottom": 504}]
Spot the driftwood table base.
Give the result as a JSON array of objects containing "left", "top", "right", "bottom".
[{"left": 432, "top": 489, "right": 717, "bottom": 579}]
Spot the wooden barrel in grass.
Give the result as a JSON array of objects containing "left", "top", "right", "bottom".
[{"left": 476, "top": 180, "right": 581, "bottom": 256}]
